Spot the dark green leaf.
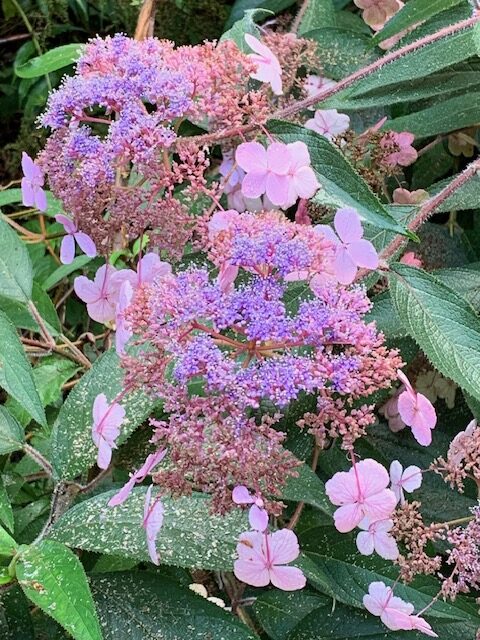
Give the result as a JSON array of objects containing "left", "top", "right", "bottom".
[
  {"left": 0, "top": 219, "right": 33, "bottom": 303},
  {"left": 429, "top": 173, "right": 480, "bottom": 213},
  {"left": 15, "top": 44, "right": 84, "bottom": 78},
  {"left": 51, "top": 349, "right": 158, "bottom": 480},
  {"left": 0, "top": 281, "right": 61, "bottom": 335},
  {"left": 0, "top": 587, "right": 35, "bottom": 640},
  {"left": 0, "top": 313, "right": 46, "bottom": 426},
  {"left": 389, "top": 264, "right": 480, "bottom": 403},
  {"left": 0, "top": 477, "right": 14, "bottom": 533},
  {"left": 221, "top": 9, "right": 266, "bottom": 50},
  {"left": 42, "top": 255, "right": 93, "bottom": 292},
  {"left": 298, "top": 0, "right": 335, "bottom": 36},
  {"left": 282, "top": 462, "right": 333, "bottom": 515},
  {"left": 91, "top": 571, "right": 256, "bottom": 639},
  {"left": 17, "top": 540, "right": 102, "bottom": 640},
  {"left": 50, "top": 487, "right": 248, "bottom": 570},
  {"left": 225, "top": 0, "right": 295, "bottom": 29},
  {"left": 305, "top": 28, "right": 379, "bottom": 79},
  {"left": 0, "top": 407, "right": 25, "bottom": 455},
  {"left": 268, "top": 121, "right": 407, "bottom": 235}
]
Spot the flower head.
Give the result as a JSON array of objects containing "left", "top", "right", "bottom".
[
  {"left": 21, "top": 152, "right": 47, "bottom": 212},
  {"left": 55, "top": 214, "right": 97, "bottom": 264},
  {"left": 143, "top": 485, "right": 164, "bottom": 565},
  {"left": 356, "top": 517, "right": 399, "bottom": 560},
  {"left": 305, "top": 109, "right": 350, "bottom": 141},
  {"left": 397, "top": 370, "right": 437, "bottom": 446},
  {"left": 245, "top": 34, "right": 283, "bottom": 95},
  {"left": 325, "top": 459, "right": 397, "bottom": 532},
  {"left": 389, "top": 460, "right": 422, "bottom": 505},
  {"left": 316, "top": 208, "right": 379, "bottom": 284},
  {"left": 234, "top": 529, "right": 306, "bottom": 590},
  {"left": 363, "top": 581, "right": 437, "bottom": 636},
  {"left": 91, "top": 393, "right": 125, "bottom": 469}
]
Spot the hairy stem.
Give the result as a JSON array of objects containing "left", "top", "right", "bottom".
[
  {"left": 23, "top": 443, "right": 53, "bottom": 477},
  {"left": 291, "top": 0, "right": 310, "bottom": 34}
]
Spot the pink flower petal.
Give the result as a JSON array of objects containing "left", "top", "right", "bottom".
[
  {"left": 325, "top": 468, "right": 357, "bottom": 505},
  {"left": 21, "top": 152, "right": 36, "bottom": 178},
  {"left": 241, "top": 170, "right": 268, "bottom": 199},
  {"left": 21, "top": 178, "right": 35, "bottom": 207},
  {"left": 75, "top": 232, "right": 97, "bottom": 258},
  {"left": 265, "top": 173, "right": 290, "bottom": 207},
  {"left": 333, "top": 502, "right": 363, "bottom": 532},
  {"left": 34, "top": 187, "right": 48, "bottom": 212},
  {"left": 267, "top": 143, "right": 290, "bottom": 175},
  {"left": 356, "top": 530, "right": 375, "bottom": 555},
  {"left": 334, "top": 208, "right": 363, "bottom": 243},
  {"left": 356, "top": 459, "right": 390, "bottom": 497},
  {"left": 374, "top": 530, "right": 399, "bottom": 560},
  {"left": 287, "top": 141, "right": 310, "bottom": 171},
  {"left": 292, "top": 166, "right": 319, "bottom": 200},
  {"left": 269, "top": 565, "right": 306, "bottom": 591},
  {"left": 108, "top": 476, "right": 137, "bottom": 507},
  {"left": 248, "top": 504, "right": 268, "bottom": 531},
  {"left": 348, "top": 239, "right": 379, "bottom": 270},
  {"left": 269, "top": 529, "right": 300, "bottom": 565},
  {"left": 234, "top": 557, "right": 270, "bottom": 587},
  {"left": 60, "top": 235, "right": 76, "bottom": 265},
  {"left": 55, "top": 214, "right": 77, "bottom": 234},
  {"left": 232, "top": 486, "right": 254, "bottom": 505},
  {"left": 401, "top": 465, "right": 422, "bottom": 493},
  {"left": 236, "top": 142, "right": 267, "bottom": 173},
  {"left": 143, "top": 485, "right": 164, "bottom": 565},
  {"left": 97, "top": 438, "right": 113, "bottom": 469},
  {"left": 362, "top": 489, "right": 397, "bottom": 522},
  {"left": 335, "top": 246, "right": 358, "bottom": 284},
  {"left": 74, "top": 275, "right": 98, "bottom": 304}
]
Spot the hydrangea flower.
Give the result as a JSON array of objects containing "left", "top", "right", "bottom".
[
  {"left": 233, "top": 485, "right": 268, "bottom": 531},
  {"left": 356, "top": 517, "right": 399, "bottom": 560},
  {"left": 21, "top": 152, "right": 47, "bottom": 212},
  {"left": 234, "top": 529, "right": 306, "bottom": 590},
  {"left": 397, "top": 370, "right": 437, "bottom": 446},
  {"left": 305, "top": 109, "right": 350, "bottom": 141},
  {"left": 381, "top": 131, "right": 418, "bottom": 167},
  {"left": 245, "top": 34, "right": 283, "bottom": 95},
  {"left": 74, "top": 264, "right": 120, "bottom": 324},
  {"left": 389, "top": 460, "right": 422, "bottom": 505},
  {"left": 447, "top": 419, "right": 477, "bottom": 466},
  {"left": 109, "top": 449, "right": 167, "bottom": 506},
  {"left": 55, "top": 214, "right": 97, "bottom": 264},
  {"left": 363, "top": 582, "right": 437, "bottom": 636},
  {"left": 325, "top": 459, "right": 397, "bottom": 532},
  {"left": 235, "top": 140, "right": 318, "bottom": 209},
  {"left": 354, "top": 0, "right": 403, "bottom": 30},
  {"left": 91, "top": 393, "right": 125, "bottom": 469},
  {"left": 143, "top": 485, "right": 164, "bottom": 565},
  {"left": 316, "top": 208, "right": 379, "bottom": 284}
]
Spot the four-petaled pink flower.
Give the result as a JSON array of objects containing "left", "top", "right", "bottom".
[
  {"left": 21, "top": 152, "right": 47, "bottom": 212},
  {"left": 448, "top": 419, "right": 477, "bottom": 465},
  {"left": 354, "top": 0, "right": 403, "bottom": 30},
  {"left": 109, "top": 449, "right": 167, "bottom": 507},
  {"left": 235, "top": 140, "right": 318, "bottom": 209},
  {"left": 143, "top": 485, "right": 164, "bottom": 565},
  {"left": 232, "top": 485, "right": 268, "bottom": 532},
  {"left": 381, "top": 131, "right": 418, "bottom": 167},
  {"left": 325, "top": 458, "right": 396, "bottom": 533},
  {"left": 363, "top": 582, "right": 437, "bottom": 636},
  {"left": 397, "top": 370, "right": 437, "bottom": 446},
  {"left": 234, "top": 529, "right": 306, "bottom": 591},
  {"left": 245, "top": 34, "right": 282, "bottom": 95},
  {"left": 74, "top": 264, "right": 119, "bottom": 324},
  {"left": 91, "top": 393, "right": 125, "bottom": 469},
  {"left": 111, "top": 252, "right": 172, "bottom": 291},
  {"left": 389, "top": 460, "right": 422, "bottom": 505},
  {"left": 356, "top": 517, "right": 399, "bottom": 560},
  {"left": 316, "top": 207, "right": 379, "bottom": 284},
  {"left": 393, "top": 188, "right": 428, "bottom": 205},
  {"left": 55, "top": 214, "right": 97, "bottom": 265},
  {"left": 305, "top": 109, "right": 350, "bottom": 141}
]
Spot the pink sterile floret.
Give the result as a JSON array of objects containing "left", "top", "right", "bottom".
[
  {"left": 109, "top": 449, "right": 167, "bottom": 507},
  {"left": 397, "top": 370, "right": 437, "bottom": 446},
  {"left": 91, "top": 393, "right": 125, "bottom": 469},
  {"left": 315, "top": 207, "right": 379, "bottom": 284},
  {"left": 245, "top": 34, "right": 283, "bottom": 95},
  {"left": 305, "top": 109, "right": 350, "bottom": 141},
  {"left": 234, "top": 529, "right": 306, "bottom": 591},
  {"left": 55, "top": 214, "right": 97, "bottom": 264},
  {"left": 325, "top": 458, "right": 397, "bottom": 533},
  {"left": 143, "top": 485, "right": 165, "bottom": 565},
  {"left": 356, "top": 517, "right": 399, "bottom": 560},
  {"left": 21, "top": 152, "right": 47, "bottom": 212},
  {"left": 235, "top": 140, "right": 319, "bottom": 209},
  {"left": 363, "top": 581, "right": 437, "bottom": 636},
  {"left": 389, "top": 460, "right": 422, "bottom": 505}
]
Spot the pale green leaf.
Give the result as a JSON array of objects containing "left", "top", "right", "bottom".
[
  {"left": 0, "top": 407, "right": 25, "bottom": 455},
  {"left": 0, "top": 219, "right": 32, "bottom": 303},
  {"left": 17, "top": 540, "right": 102, "bottom": 640},
  {"left": 50, "top": 488, "right": 248, "bottom": 570},
  {"left": 225, "top": 0, "right": 295, "bottom": 28},
  {"left": 298, "top": 0, "right": 335, "bottom": 36},
  {"left": 15, "top": 44, "right": 84, "bottom": 78},
  {"left": 0, "top": 477, "right": 14, "bottom": 532}
]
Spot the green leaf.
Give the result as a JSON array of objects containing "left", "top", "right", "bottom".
[
  {"left": 305, "top": 28, "right": 380, "bottom": 79},
  {"left": 225, "top": 0, "right": 295, "bottom": 29},
  {"left": 387, "top": 91, "right": 480, "bottom": 139},
  {"left": 300, "top": 525, "right": 480, "bottom": 638},
  {"left": 220, "top": 8, "right": 267, "bottom": 50},
  {"left": 389, "top": 264, "right": 480, "bottom": 403},
  {"left": 298, "top": 0, "right": 335, "bottom": 36},
  {"left": 0, "top": 476, "right": 14, "bottom": 533},
  {"left": 0, "top": 407, "right": 25, "bottom": 455},
  {"left": 0, "top": 587, "right": 35, "bottom": 640},
  {"left": 372, "top": 0, "right": 464, "bottom": 45},
  {"left": 0, "top": 219, "right": 33, "bottom": 303},
  {"left": 42, "top": 255, "right": 92, "bottom": 291},
  {"left": 17, "top": 540, "right": 102, "bottom": 640},
  {"left": 435, "top": 264, "right": 480, "bottom": 310},
  {"left": 0, "top": 281, "right": 61, "bottom": 335},
  {"left": 0, "top": 524, "right": 17, "bottom": 557},
  {"left": 268, "top": 121, "right": 407, "bottom": 235},
  {"left": 91, "top": 571, "right": 256, "bottom": 639},
  {"left": 50, "top": 349, "right": 158, "bottom": 480},
  {"left": 15, "top": 44, "right": 84, "bottom": 78},
  {"left": 50, "top": 487, "right": 248, "bottom": 570},
  {"left": 430, "top": 172, "right": 480, "bottom": 213},
  {"left": 282, "top": 462, "right": 333, "bottom": 515},
  {"left": 0, "top": 313, "right": 46, "bottom": 426}
]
